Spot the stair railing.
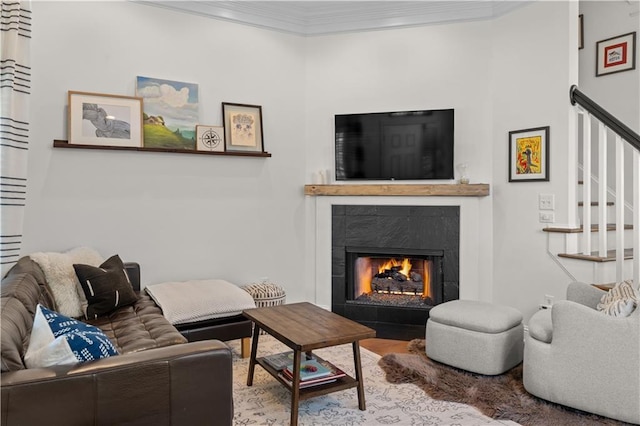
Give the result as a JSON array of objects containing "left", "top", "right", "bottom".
[{"left": 570, "top": 85, "right": 640, "bottom": 286}]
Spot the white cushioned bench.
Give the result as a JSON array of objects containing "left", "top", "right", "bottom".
[
  {"left": 145, "top": 279, "right": 256, "bottom": 325},
  {"left": 425, "top": 300, "right": 524, "bottom": 375},
  {"left": 145, "top": 279, "right": 257, "bottom": 357}
]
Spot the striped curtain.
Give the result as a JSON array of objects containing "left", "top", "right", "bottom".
[{"left": 1, "top": 1, "right": 31, "bottom": 276}]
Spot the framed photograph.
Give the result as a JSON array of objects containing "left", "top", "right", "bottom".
[
  {"left": 222, "top": 102, "right": 264, "bottom": 153},
  {"left": 596, "top": 32, "right": 636, "bottom": 77},
  {"left": 578, "top": 14, "right": 584, "bottom": 50},
  {"left": 508, "top": 126, "right": 549, "bottom": 182},
  {"left": 196, "top": 125, "right": 225, "bottom": 152},
  {"left": 68, "top": 91, "right": 143, "bottom": 147}
]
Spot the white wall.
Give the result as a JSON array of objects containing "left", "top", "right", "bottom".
[
  {"left": 23, "top": 1, "right": 580, "bottom": 321},
  {"left": 491, "top": 1, "right": 579, "bottom": 319},
  {"left": 304, "top": 22, "right": 494, "bottom": 183},
  {"left": 26, "top": 2, "right": 309, "bottom": 301},
  {"left": 303, "top": 22, "right": 496, "bottom": 307},
  {"left": 580, "top": 1, "right": 640, "bottom": 132},
  {"left": 579, "top": 1, "right": 639, "bottom": 206}
]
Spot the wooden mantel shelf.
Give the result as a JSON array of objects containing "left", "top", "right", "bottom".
[{"left": 304, "top": 183, "right": 490, "bottom": 197}]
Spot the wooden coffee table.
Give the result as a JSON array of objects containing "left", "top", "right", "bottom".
[{"left": 243, "top": 302, "right": 376, "bottom": 426}]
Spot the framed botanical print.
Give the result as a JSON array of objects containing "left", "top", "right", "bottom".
[{"left": 222, "top": 102, "right": 264, "bottom": 153}]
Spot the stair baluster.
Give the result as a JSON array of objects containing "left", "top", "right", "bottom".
[{"left": 561, "top": 85, "right": 640, "bottom": 285}]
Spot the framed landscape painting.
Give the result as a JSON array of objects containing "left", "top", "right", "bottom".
[
  {"left": 68, "top": 91, "right": 143, "bottom": 147},
  {"left": 136, "top": 76, "right": 199, "bottom": 149},
  {"left": 508, "top": 126, "right": 549, "bottom": 182}
]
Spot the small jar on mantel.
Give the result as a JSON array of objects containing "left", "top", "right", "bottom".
[{"left": 457, "top": 163, "right": 470, "bottom": 184}]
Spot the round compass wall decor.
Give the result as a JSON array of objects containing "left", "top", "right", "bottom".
[{"left": 196, "top": 125, "right": 225, "bottom": 152}]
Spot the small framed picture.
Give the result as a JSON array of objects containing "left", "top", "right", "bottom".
[
  {"left": 222, "top": 102, "right": 264, "bottom": 153},
  {"left": 196, "top": 125, "right": 225, "bottom": 152},
  {"left": 578, "top": 14, "right": 584, "bottom": 50},
  {"left": 68, "top": 91, "right": 143, "bottom": 147},
  {"left": 596, "top": 32, "right": 636, "bottom": 77},
  {"left": 508, "top": 126, "right": 550, "bottom": 182}
]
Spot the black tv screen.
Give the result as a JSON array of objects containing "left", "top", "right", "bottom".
[{"left": 335, "top": 109, "right": 454, "bottom": 180}]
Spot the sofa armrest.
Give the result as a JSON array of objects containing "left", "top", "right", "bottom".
[
  {"left": 1, "top": 340, "right": 233, "bottom": 426},
  {"left": 552, "top": 300, "right": 639, "bottom": 364},
  {"left": 123, "top": 261, "right": 141, "bottom": 291},
  {"left": 566, "top": 281, "right": 606, "bottom": 309},
  {"left": 527, "top": 308, "right": 552, "bottom": 343}
]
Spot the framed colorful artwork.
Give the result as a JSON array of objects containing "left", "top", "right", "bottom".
[
  {"left": 136, "top": 76, "right": 199, "bottom": 149},
  {"left": 508, "top": 126, "right": 550, "bottom": 182},
  {"left": 596, "top": 32, "right": 636, "bottom": 77},
  {"left": 68, "top": 91, "right": 143, "bottom": 147},
  {"left": 222, "top": 102, "right": 264, "bottom": 153},
  {"left": 196, "top": 125, "right": 225, "bottom": 152}
]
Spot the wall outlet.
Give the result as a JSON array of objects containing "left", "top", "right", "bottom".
[
  {"left": 260, "top": 276, "right": 269, "bottom": 283},
  {"left": 539, "top": 212, "right": 555, "bottom": 223},
  {"left": 539, "top": 193, "right": 555, "bottom": 210},
  {"left": 544, "top": 294, "right": 554, "bottom": 306}
]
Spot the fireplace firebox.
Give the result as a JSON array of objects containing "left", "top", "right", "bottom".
[
  {"left": 332, "top": 205, "right": 459, "bottom": 340},
  {"left": 346, "top": 247, "right": 443, "bottom": 308}
]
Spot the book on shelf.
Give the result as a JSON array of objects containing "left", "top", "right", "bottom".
[
  {"left": 262, "top": 351, "right": 295, "bottom": 371},
  {"left": 281, "top": 355, "right": 347, "bottom": 387},
  {"left": 278, "top": 372, "right": 338, "bottom": 389},
  {"left": 312, "top": 355, "right": 347, "bottom": 376},
  {"left": 262, "top": 351, "right": 348, "bottom": 388},
  {"left": 280, "top": 362, "right": 346, "bottom": 381},
  {"left": 284, "top": 359, "right": 332, "bottom": 381}
]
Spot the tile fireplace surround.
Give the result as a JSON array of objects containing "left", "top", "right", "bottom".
[
  {"left": 332, "top": 205, "right": 459, "bottom": 339},
  {"left": 306, "top": 184, "right": 491, "bottom": 340}
]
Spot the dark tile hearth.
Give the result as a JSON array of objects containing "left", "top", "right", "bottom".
[{"left": 332, "top": 205, "right": 460, "bottom": 340}]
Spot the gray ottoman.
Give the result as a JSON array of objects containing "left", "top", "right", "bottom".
[{"left": 425, "top": 300, "right": 524, "bottom": 375}]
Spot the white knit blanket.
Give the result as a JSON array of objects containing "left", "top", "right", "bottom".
[
  {"left": 145, "top": 279, "right": 256, "bottom": 325},
  {"left": 29, "top": 247, "right": 104, "bottom": 318}
]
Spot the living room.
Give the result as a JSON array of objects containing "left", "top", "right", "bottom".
[
  {"left": 12, "top": 0, "right": 636, "bottom": 320},
  {"left": 2, "top": 0, "right": 639, "bottom": 424}
]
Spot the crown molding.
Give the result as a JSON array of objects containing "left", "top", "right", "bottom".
[{"left": 132, "top": 1, "right": 534, "bottom": 36}]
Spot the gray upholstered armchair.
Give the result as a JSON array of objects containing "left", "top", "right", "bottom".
[{"left": 523, "top": 282, "right": 640, "bottom": 424}]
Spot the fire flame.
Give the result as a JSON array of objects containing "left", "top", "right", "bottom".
[
  {"left": 378, "top": 258, "right": 412, "bottom": 277},
  {"left": 355, "top": 257, "right": 431, "bottom": 299}
]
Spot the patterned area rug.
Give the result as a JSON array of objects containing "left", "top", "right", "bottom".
[
  {"left": 227, "top": 336, "right": 518, "bottom": 426},
  {"left": 378, "top": 339, "right": 631, "bottom": 426}
]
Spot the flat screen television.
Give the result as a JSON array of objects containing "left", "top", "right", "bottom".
[{"left": 335, "top": 109, "right": 454, "bottom": 180}]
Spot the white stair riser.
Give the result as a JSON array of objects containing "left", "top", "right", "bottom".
[
  {"left": 554, "top": 257, "right": 634, "bottom": 284},
  {"left": 578, "top": 205, "right": 634, "bottom": 224},
  {"left": 546, "top": 230, "right": 633, "bottom": 253},
  {"left": 575, "top": 229, "right": 634, "bottom": 251}
]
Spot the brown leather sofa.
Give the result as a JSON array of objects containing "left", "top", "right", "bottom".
[{"left": 1, "top": 256, "right": 243, "bottom": 426}]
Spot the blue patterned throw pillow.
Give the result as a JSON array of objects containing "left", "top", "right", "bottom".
[{"left": 24, "top": 304, "right": 118, "bottom": 368}]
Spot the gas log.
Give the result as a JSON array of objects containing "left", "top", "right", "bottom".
[{"left": 372, "top": 267, "right": 424, "bottom": 294}]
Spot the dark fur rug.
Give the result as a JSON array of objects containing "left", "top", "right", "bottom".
[{"left": 378, "top": 339, "right": 631, "bottom": 426}]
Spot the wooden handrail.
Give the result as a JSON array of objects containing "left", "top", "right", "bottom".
[{"left": 570, "top": 85, "right": 640, "bottom": 152}]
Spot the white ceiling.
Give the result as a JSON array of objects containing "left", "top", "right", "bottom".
[{"left": 134, "top": 1, "right": 534, "bottom": 36}]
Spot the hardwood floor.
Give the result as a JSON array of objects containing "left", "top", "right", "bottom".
[{"left": 360, "top": 338, "right": 410, "bottom": 356}]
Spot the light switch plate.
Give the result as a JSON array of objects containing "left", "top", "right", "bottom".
[
  {"left": 539, "top": 212, "right": 555, "bottom": 223},
  {"left": 539, "top": 193, "right": 555, "bottom": 210}
]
